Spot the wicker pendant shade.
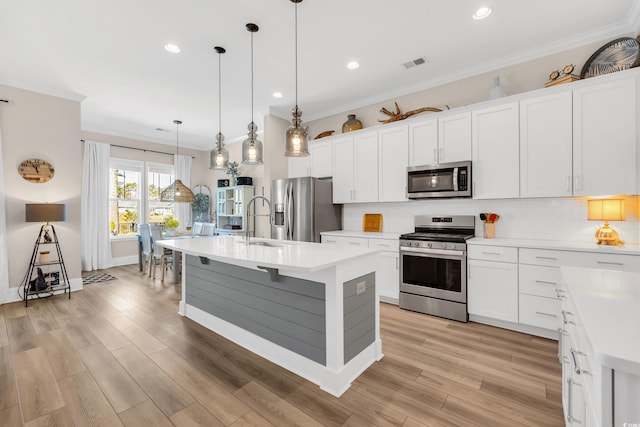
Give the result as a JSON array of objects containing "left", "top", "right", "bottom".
[
  {"left": 160, "top": 179, "right": 195, "bottom": 203},
  {"left": 161, "top": 120, "right": 195, "bottom": 203}
]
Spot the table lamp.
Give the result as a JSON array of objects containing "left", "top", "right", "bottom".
[{"left": 587, "top": 198, "right": 625, "bottom": 245}]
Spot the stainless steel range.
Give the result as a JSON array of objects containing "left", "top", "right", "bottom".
[{"left": 399, "top": 215, "right": 475, "bottom": 322}]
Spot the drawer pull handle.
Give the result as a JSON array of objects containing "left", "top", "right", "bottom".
[
  {"left": 597, "top": 261, "right": 623, "bottom": 266},
  {"left": 561, "top": 310, "right": 575, "bottom": 324},
  {"left": 570, "top": 348, "right": 591, "bottom": 375},
  {"left": 535, "top": 256, "right": 558, "bottom": 261},
  {"left": 482, "top": 252, "right": 501, "bottom": 256},
  {"left": 535, "top": 280, "right": 557, "bottom": 286},
  {"left": 325, "top": 240, "right": 336, "bottom": 244},
  {"left": 349, "top": 242, "right": 362, "bottom": 246},
  {"left": 535, "top": 311, "right": 557, "bottom": 318},
  {"left": 555, "top": 289, "right": 566, "bottom": 299}
]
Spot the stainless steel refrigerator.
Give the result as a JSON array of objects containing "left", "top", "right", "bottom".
[{"left": 271, "top": 177, "right": 342, "bottom": 243}]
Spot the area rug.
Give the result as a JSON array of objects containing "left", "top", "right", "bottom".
[{"left": 82, "top": 272, "right": 117, "bottom": 285}]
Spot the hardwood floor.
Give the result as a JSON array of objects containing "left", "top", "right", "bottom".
[{"left": 0, "top": 264, "right": 564, "bottom": 426}]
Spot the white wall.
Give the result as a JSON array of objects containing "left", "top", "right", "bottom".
[
  {"left": 342, "top": 196, "right": 639, "bottom": 245},
  {"left": 0, "top": 84, "right": 83, "bottom": 302}
]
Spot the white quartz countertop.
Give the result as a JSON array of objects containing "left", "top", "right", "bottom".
[
  {"left": 157, "top": 235, "right": 379, "bottom": 273},
  {"left": 468, "top": 237, "right": 640, "bottom": 256},
  {"left": 320, "top": 230, "right": 402, "bottom": 240},
  {"left": 561, "top": 266, "right": 640, "bottom": 375}
]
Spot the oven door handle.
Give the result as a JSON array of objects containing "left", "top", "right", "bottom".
[{"left": 400, "top": 247, "right": 466, "bottom": 257}]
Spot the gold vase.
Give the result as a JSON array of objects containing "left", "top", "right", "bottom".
[{"left": 342, "top": 114, "right": 363, "bottom": 133}]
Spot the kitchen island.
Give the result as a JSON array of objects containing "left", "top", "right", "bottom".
[{"left": 156, "top": 235, "right": 383, "bottom": 397}]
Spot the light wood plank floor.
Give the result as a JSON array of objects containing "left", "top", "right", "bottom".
[{"left": 0, "top": 264, "right": 564, "bottom": 426}]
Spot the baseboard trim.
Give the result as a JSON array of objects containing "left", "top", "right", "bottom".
[
  {"left": 110, "top": 255, "right": 138, "bottom": 267},
  {"left": 2, "top": 277, "right": 84, "bottom": 305}
]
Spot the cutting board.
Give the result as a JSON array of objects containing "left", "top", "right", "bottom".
[{"left": 362, "top": 214, "right": 383, "bottom": 232}]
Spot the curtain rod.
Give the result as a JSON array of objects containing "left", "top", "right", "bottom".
[{"left": 81, "top": 139, "right": 196, "bottom": 159}]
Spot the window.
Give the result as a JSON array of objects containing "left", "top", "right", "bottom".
[
  {"left": 109, "top": 159, "right": 142, "bottom": 238},
  {"left": 108, "top": 158, "right": 176, "bottom": 239},
  {"left": 147, "top": 163, "right": 174, "bottom": 229}
]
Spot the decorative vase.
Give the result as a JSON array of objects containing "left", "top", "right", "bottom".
[
  {"left": 342, "top": 114, "right": 363, "bottom": 133},
  {"left": 230, "top": 175, "right": 237, "bottom": 186},
  {"left": 489, "top": 76, "right": 507, "bottom": 100},
  {"left": 39, "top": 251, "right": 50, "bottom": 263}
]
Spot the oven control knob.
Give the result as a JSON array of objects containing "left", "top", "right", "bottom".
[
  {"left": 412, "top": 242, "right": 419, "bottom": 247},
  {"left": 427, "top": 242, "right": 433, "bottom": 248},
  {"left": 440, "top": 243, "right": 448, "bottom": 249}
]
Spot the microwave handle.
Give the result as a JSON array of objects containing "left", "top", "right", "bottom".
[{"left": 453, "top": 167, "right": 458, "bottom": 189}]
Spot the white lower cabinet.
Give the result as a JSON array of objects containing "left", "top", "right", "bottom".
[
  {"left": 518, "top": 263, "right": 561, "bottom": 330},
  {"left": 467, "top": 244, "right": 519, "bottom": 322},
  {"left": 322, "top": 234, "right": 399, "bottom": 304}
]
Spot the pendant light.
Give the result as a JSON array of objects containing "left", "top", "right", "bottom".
[
  {"left": 242, "top": 23, "right": 264, "bottom": 165},
  {"left": 210, "top": 46, "right": 230, "bottom": 170},
  {"left": 284, "top": 0, "right": 309, "bottom": 157},
  {"left": 161, "top": 120, "right": 195, "bottom": 203}
]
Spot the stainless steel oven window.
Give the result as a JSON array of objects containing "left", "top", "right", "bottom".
[{"left": 399, "top": 249, "right": 467, "bottom": 304}]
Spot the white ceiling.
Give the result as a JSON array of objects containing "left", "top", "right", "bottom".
[{"left": 1, "top": 0, "right": 639, "bottom": 150}]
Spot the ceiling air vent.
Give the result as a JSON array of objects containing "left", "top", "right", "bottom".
[{"left": 403, "top": 56, "right": 428, "bottom": 69}]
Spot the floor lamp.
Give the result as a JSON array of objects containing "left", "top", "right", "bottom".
[{"left": 22, "top": 203, "right": 70, "bottom": 305}]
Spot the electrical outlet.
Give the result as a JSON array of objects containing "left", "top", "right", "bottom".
[{"left": 356, "top": 281, "right": 366, "bottom": 295}]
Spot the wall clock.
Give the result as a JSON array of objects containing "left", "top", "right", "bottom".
[
  {"left": 580, "top": 37, "right": 640, "bottom": 79},
  {"left": 18, "top": 158, "right": 55, "bottom": 183}
]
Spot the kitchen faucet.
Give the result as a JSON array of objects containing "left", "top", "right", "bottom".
[{"left": 245, "top": 195, "right": 272, "bottom": 245}]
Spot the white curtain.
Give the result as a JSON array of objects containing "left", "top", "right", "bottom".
[
  {"left": 175, "top": 154, "right": 192, "bottom": 231},
  {"left": 81, "top": 141, "right": 112, "bottom": 271},
  {"left": 0, "top": 127, "right": 9, "bottom": 303}
]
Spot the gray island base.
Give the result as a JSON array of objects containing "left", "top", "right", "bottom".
[{"left": 157, "top": 236, "right": 383, "bottom": 397}]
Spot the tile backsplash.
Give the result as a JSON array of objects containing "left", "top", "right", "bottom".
[{"left": 342, "top": 196, "right": 640, "bottom": 245}]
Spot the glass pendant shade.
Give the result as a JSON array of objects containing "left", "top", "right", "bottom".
[
  {"left": 161, "top": 119, "right": 195, "bottom": 203},
  {"left": 242, "top": 122, "right": 263, "bottom": 165},
  {"left": 210, "top": 46, "right": 230, "bottom": 170},
  {"left": 210, "top": 132, "right": 229, "bottom": 170},
  {"left": 242, "top": 23, "right": 263, "bottom": 165},
  {"left": 284, "top": 0, "right": 309, "bottom": 157},
  {"left": 285, "top": 105, "right": 309, "bottom": 157}
]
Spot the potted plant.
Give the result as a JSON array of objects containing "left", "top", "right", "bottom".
[{"left": 225, "top": 161, "right": 240, "bottom": 186}]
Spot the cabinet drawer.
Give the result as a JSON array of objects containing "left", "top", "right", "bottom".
[
  {"left": 519, "top": 248, "right": 570, "bottom": 267},
  {"left": 321, "top": 235, "right": 368, "bottom": 247},
  {"left": 520, "top": 248, "right": 640, "bottom": 272},
  {"left": 519, "top": 264, "right": 562, "bottom": 298},
  {"left": 368, "top": 238, "right": 398, "bottom": 251},
  {"left": 519, "top": 294, "right": 560, "bottom": 330},
  {"left": 468, "top": 245, "right": 518, "bottom": 263}
]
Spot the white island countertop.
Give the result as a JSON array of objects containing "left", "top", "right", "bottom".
[
  {"left": 157, "top": 235, "right": 379, "bottom": 273},
  {"left": 561, "top": 266, "right": 640, "bottom": 375}
]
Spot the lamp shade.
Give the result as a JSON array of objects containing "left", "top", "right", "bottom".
[
  {"left": 160, "top": 179, "right": 195, "bottom": 203},
  {"left": 587, "top": 199, "right": 626, "bottom": 221},
  {"left": 25, "top": 203, "right": 66, "bottom": 222}
]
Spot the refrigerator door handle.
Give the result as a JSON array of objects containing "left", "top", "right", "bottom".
[{"left": 286, "top": 182, "right": 294, "bottom": 240}]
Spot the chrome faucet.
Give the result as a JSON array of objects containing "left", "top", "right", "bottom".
[{"left": 245, "top": 195, "right": 272, "bottom": 245}]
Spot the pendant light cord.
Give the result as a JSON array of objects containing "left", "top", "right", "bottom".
[
  {"left": 218, "top": 51, "right": 222, "bottom": 139},
  {"left": 294, "top": 2, "right": 298, "bottom": 107},
  {"left": 251, "top": 29, "right": 254, "bottom": 124}
]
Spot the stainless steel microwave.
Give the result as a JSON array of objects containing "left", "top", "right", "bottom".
[{"left": 407, "top": 161, "right": 472, "bottom": 199}]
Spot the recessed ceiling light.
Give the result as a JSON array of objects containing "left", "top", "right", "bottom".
[
  {"left": 272, "top": 91, "right": 283, "bottom": 98},
  {"left": 347, "top": 61, "right": 360, "bottom": 70},
  {"left": 472, "top": 6, "right": 492, "bottom": 20},
  {"left": 164, "top": 43, "right": 181, "bottom": 53}
]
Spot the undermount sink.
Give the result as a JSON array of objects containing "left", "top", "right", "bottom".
[{"left": 249, "top": 241, "right": 281, "bottom": 247}]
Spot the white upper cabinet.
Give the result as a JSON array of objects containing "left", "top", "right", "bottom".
[
  {"left": 309, "top": 139, "right": 333, "bottom": 178},
  {"left": 520, "top": 91, "right": 573, "bottom": 198},
  {"left": 378, "top": 125, "right": 409, "bottom": 202},
  {"left": 353, "top": 131, "right": 379, "bottom": 202},
  {"left": 288, "top": 155, "right": 309, "bottom": 178},
  {"left": 332, "top": 131, "right": 379, "bottom": 203},
  {"left": 288, "top": 139, "right": 333, "bottom": 178},
  {"left": 438, "top": 112, "right": 472, "bottom": 163},
  {"left": 472, "top": 102, "right": 520, "bottom": 199},
  {"left": 408, "top": 112, "right": 471, "bottom": 166},
  {"left": 332, "top": 135, "right": 355, "bottom": 203},
  {"left": 573, "top": 77, "right": 637, "bottom": 196},
  {"left": 409, "top": 118, "right": 438, "bottom": 166}
]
